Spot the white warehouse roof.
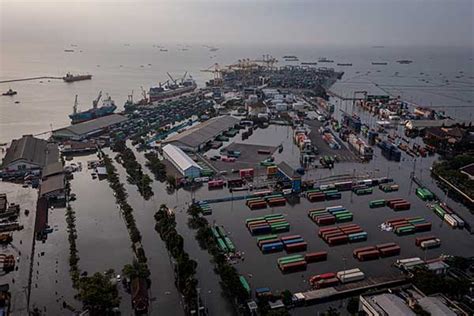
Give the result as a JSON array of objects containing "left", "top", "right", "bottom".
[{"left": 162, "top": 144, "right": 202, "bottom": 172}]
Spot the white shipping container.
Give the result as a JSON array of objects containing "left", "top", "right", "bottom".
[
  {"left": 420, "top": 239, "right": 441, "bottom": 249},
  {"left": 444, "top": 214, "right": 458, "bottom": 227},
  {"left": 336, "top": 268, "right": 361, "bottom": 277},
  {"left": 338, "top": 271, "right": 365, "bottom": 283}
]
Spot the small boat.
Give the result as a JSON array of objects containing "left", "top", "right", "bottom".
[{"left": 2, "top": 89, "right": 17, "bottom": 96}]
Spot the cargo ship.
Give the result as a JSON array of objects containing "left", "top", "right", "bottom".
[
  {"left": 397, "top": 60, "right": 413, "bottom": 64},
  {"left": 337, "top": 63, "right": 352, "bottom": 66},
  {"left": 149, "top": 72, "right": 196, "bottom": 102},
  {"left": 318, "top": 57, "right": 334, "bottom": 63},
  {"left": 69, "top": 91, "right": 117, "bottom": 124},
  {"left": 372, "top": 62, "right": 388, "bottom": 65},
  {"left": 63, "top": 73, "right": 92, "bottom": 83}
]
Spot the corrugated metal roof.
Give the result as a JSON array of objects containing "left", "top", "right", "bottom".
[
  {"left": 163, "top": 144, "right": 202, "bottom": 172},
  {"left": 164, "top": 116, "right": 240, "bottom": 148},
  {"left": 418, "top": 296, "right": 456, "bottom": 316},
  {"left": 39, "top": 174, "right": 65, "bottom": 196},
  {"left": 53, "top": 114, "right": 127, "bottom": 136},
  {"left": 42, "top": 162, "right": 64, "bottom": 179},
  {"left": 2, "top": 135, "right": 59, "bottom": 168},
  {"left": 369, "top": 294, "right": 416, "bottom": 315}
]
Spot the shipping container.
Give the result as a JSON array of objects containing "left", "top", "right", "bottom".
[
  {"left": 379, "top": 245, "right": 401, "bottom": 257},
  {"left": 369, "top": 199, "right": 386, "bottom": 208},
  {"left": 415, "top": 235, "right": 436, "bottom": 246},
  {"left": 285, "top": 242, "right": 308, "bottom": 253},
  {"left": 357, "top": 249, "right": 380, "bottom": 261},
  {"left": 420, "top": 238, "right": 441, "bottom": 249},
  {"left": 305, "top": 251, "right": 328, "bottom": 263},
  {"left": 338, "top": 271, "right": 365, "bottom": 283}
]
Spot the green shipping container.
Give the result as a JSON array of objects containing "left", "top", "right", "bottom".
[
  {"left": 278, "top": 255, "right": 304, "bottom": 264},
  {"left": 239, "top": 276, "right": 251, "bottom": 294},
  {"left": 256, "top": 235, "right": 278, "bottom": 242}
]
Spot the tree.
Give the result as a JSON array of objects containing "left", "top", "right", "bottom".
[
  {"left": 77, "top": 270, "right": 120, "bottom": 316},
  {"left": 122, "top": 260, "right": 151, "bottom": 280},
  {"left": 347, "top": 297, "right": 359, "bottom": 315}
]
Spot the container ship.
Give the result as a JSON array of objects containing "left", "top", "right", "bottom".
[
  {"left": 337, "top": 63, "right": 352, "bottom": 66},
  {"left": 371, "top": 62, "right": 388, "bottom": 65},
  {"left": 397, "top": 60, "right": 413, "bottom": 64},
  {"left": 63, "top": 73, "right": 92, "bottom": 83},
  {"left": 149, "top": 72, "right": 196, "bottom": 102},
  {"left": 69, "top": 91, "right": 117, "bottom": 124},
  {"left": 318, "top": 57, "right": 334, "bottom": 63}
]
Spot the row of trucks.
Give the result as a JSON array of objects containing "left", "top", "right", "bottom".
[
  {"left": 431, "top": 203, "right": 465, "bottom": 229},
  {"left": 309, "top": 268, "right": 365, "bottom": 289}
]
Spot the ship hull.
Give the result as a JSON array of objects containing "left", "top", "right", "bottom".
[
  {"left": 63, "top": 75, "right": 92, "bottom": 83},
  {"left": 149, "top": 83, "right": 197, "bottom": 102},
  {"left": 69, "top": 106, "right": 116, "bottom": 124}
]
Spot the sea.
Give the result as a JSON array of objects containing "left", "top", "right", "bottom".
[{"left": 0, "top": 43, "right": 473, "bottom": 144}]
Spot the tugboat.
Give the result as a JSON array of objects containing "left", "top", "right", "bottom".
[
  {"left": 69, "top": 92, "right": 117, "bottom": 124},
  {"left": 2, "top": 89, "right": 17, "bottom": 96}
]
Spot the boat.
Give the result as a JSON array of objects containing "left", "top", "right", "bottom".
[
  {"left": 63, "top": 73, "right": 92, "bottom": 82},
  {"left": 397, "top": 60, "right": 413, "bottom": 64},
  {"left": 149, "top": 72, "right": 197, "bottom": 102},
  {"left": 209, "top": 48, "right": 219, "bottom": 52},
  {"left": 64, "top": 49, "right": 74, "bottom": 53},
  {"left": 283, "top": 55, "right": 297, "bottom": 59},
  {"left": 160, "top": 49, "right": 168, "bottom": 52},
  {"left": 337, "top": 63, "right": 352, "bottom": 66},
  {"left": 69, "top": 92, "right": 117, "bottom": 124},
  {"left": 2, "top": 89, "right": 17, "bottom": 96},
  {"left": 318, "top": 57, "right": 334, "bottom": 63},
  {"left": 372, "top": 62, "right": 388, "bottom": 65},
  {"left": 301, "top": 62, "right": 318, "bottom": 65}
]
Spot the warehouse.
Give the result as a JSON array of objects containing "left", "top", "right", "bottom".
[
  {"left": 52, "top": 114, "right": 128, "bottom": 141},
  {"left": 2, "top": 135, "right": 59, "bottom": 174},
  {"left": 162, "top": 144, "right": 202, "bottom": 178},
  {"left": 163, "top": 116, "right": 240, "bottom": 152}
]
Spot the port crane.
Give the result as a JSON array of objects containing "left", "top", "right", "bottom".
[
  {"left": 201, "top": 63, "right": 225, "bottom": 85},
  {"left": 252, "top": 54, "right": 278, "bottom": 69},
  {"left": 92, "top": 91, "right": 102, "bottom": 109}
]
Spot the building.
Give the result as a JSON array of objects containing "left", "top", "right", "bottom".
[
  {"left": 42, "top": 162, "right": 64, "bottom": 179},
  {"left": 34, "top": 197, "right": 49, "bottom": 240},
  {"left": 162, "top": 144, "right": 202, "bottom": 178},
  {"left": 52, "top": 114, "right": 128, "bottom": 141},
  {"left": 163, "top": 116, "right": 240, "bottom": 152},
  {"left": 359, "top": 293, "right": 416, "bottom": 316},
  {"left": 460, "top": 163, "right": 474, "bottom": 180},
  {"left": 2, "top": 135, "right": 59, "bottom": 173},
  {"left": 417, "top": 296, "right": 457, "bottom": 316},
  {"left": 39, "top": 174, "right": 66, "bottom": 201}
]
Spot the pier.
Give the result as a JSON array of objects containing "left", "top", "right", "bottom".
[{"left": 0, "top": 76, "right": 62, "bottom": 84}]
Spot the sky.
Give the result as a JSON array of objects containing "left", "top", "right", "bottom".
[{"left": 1, "top": 0, "right": 473, "bottom": 47}]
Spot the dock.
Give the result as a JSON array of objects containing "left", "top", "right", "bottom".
[
  {"left": 0, "top": 76, "right": 62, "bottom": 84},
  {"left": 300, "top": 275, "right": 409, "bottom": 305}
]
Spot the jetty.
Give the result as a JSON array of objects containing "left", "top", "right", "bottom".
[{"left": 0, "top": 76, "right": 62, "bottom": 84}]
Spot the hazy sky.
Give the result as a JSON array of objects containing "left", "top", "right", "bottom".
[{"left": 1, "top": 0, "right": 473, "bottom": 47}]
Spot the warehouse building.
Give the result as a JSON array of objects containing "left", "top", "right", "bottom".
[
  {"left": 52, "top": 114, "right": 128, "bottom": 141},
  {"left": 2, "top": 135, "right": 59, "bottom": 174},
  {"left": 163, "top": 116, "right": 240, "bottom": 152},
  {"left": 162, "top": 144, "right": 202, "bottom": 178}
]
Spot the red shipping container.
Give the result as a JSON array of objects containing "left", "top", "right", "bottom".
[
  {"left": 379, "top": 245, "right": 400, "bottom": 257},
  {"left": 415, "top": 235, "right": 436, "bottom": 246},
  {"left": 279, "top": 260, "right": 307, "bottom": 273},
  {"left": 258, "top": 238, "right": 280, "bottom": 247},
  {"left": 318, "top": 227, "right": 340, "bottom": 237},
  {"left": 328, "top": 235, "right": 348, "bottom": 245},
  {"left": 393, "top": 202, "right": 411, "bottom": 211},
  {"left": 353, "top": 246, "right": 377, "bottom": 257},
  {"left": 357, "top": 249, "right": 380, "bottom": 261},
  {"left": 305, "top": 251, "right": 328, "bottom": 263},
  {"left": 322, "top": 231, "right": 344, "bottom": 239},
  {"left": 376, "top": 242, "right": 397, "bottom": 250},
  {"left": 316, "top": 216, "right": 337, "bottom": 226},
  {"left": 285, "top": 242, "right": 308, "bottom": 253},
  {"left": 414, "top": 222, "right": 432, "bottom": 232},
  {"left": 280, "top": 234, "right": 301, "bottom": 241}
]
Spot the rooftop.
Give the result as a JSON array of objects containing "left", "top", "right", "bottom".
[
  {"left": 164, "top": 116, "right": 240, "bottom": 148},
  {"left": 2, "top": 135, "right": 59, "bottom": 168},
  {"left": 418, "top": 296, "right": 456, "bottom": 316},
  {"left": 365, "top": 293, "right": 416, "bottom": 315},
  {"left": 42, "top": 162, "right": 64, "bottom": 179},
  {"left": 162, "top": 144, "right": 202, "bottom": 171},
  {"left": 53, "top": 114, "right": 128, "bottom": 137},
  {"left": 39, "top": 174, "right": 65, "bottom": 196}
]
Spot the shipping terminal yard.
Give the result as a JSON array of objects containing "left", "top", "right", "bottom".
[{"left": 0, "top": 57, "right": 473, "bottom": 316}]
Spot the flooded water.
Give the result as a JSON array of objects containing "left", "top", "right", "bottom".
[{"left": 1, "top": 44, "right": 473, "bottom": 143}]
